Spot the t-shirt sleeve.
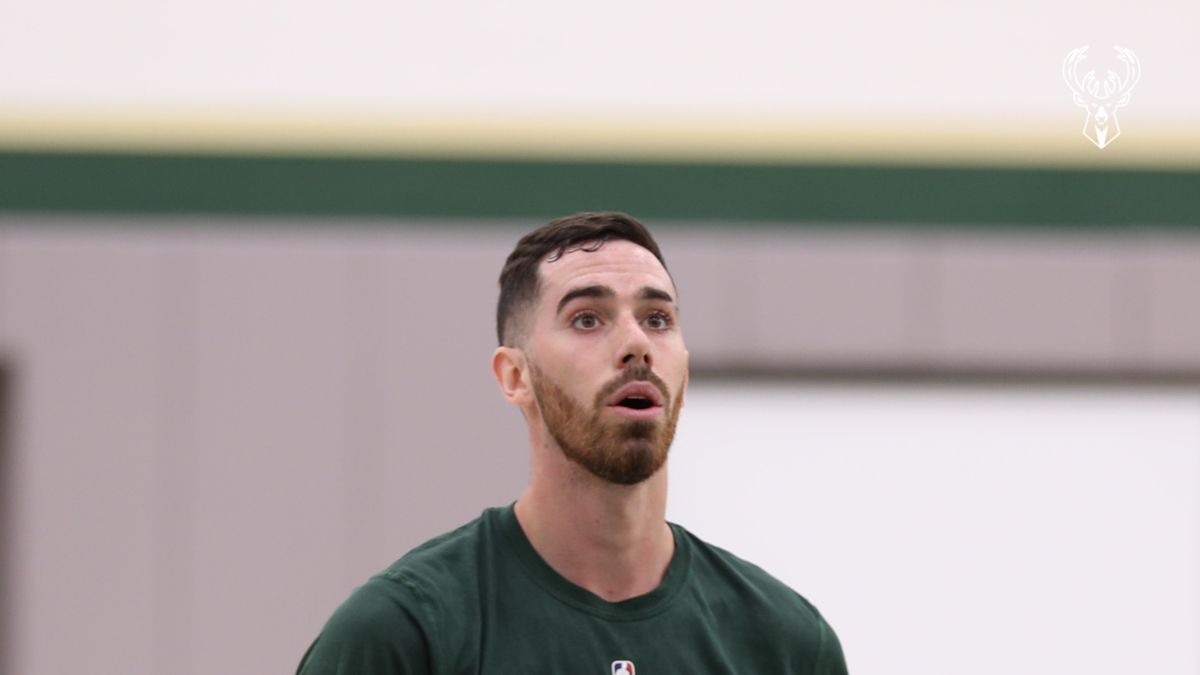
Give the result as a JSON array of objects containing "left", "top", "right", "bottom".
[{"left": 296, "top": 575, "right": 437, "bottom": 675}]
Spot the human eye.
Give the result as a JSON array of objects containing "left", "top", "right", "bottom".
[
  {"left": 644, "top": 311, "right": 674, "bottom": 330},
  {"left": 570, "top": 311, "right": 602, "bottom": 330}
]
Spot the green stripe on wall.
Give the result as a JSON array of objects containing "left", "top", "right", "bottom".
[{"left": 1, "top": 151, "right": 1198, "bottom": 227}]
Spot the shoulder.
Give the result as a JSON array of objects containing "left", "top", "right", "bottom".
[
  {"left": 297, "top": 510, "right": 499, "bottom": 674},
  {"left": 379, "top": 512, "right": 492, "bottom": 589},
  {"left": 321, "top": 574, "right": 432, "bottom": 642},
  {"left": 296, "top": 575, "right": 436, "bottom": 674},
  {"left": 676, "top": 524, "right": 820, "bottom": 615},
  {"left": 367, "top": 508, "right": 502, "bottom": 627},
  {"left": 676, "top": 525, "right": 845, "bottom": 645},
  {"left": 674, "top": 525, "right": 849, "bottom": 673}
]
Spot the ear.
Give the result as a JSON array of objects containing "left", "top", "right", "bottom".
[{"left": 492, "top": 346, "right": 533, "bottom": 407}]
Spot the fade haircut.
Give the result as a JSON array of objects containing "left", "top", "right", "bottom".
[{"left": 497, "top": 211, "right": 669, "bottom": 346}]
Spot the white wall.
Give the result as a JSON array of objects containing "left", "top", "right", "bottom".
[
  {"left": 670, "top": 382, "right": 1200, "bottom": 675},
  {"left": 1, "top": 0, "right": 1196, "bottom": 123}
]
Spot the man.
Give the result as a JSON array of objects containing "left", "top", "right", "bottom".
[{"left": 297, "top": 212, "right": 848, "bottom": 674}]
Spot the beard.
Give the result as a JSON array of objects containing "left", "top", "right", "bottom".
[{"left": 530, "top": 363, "right": 683, "bottom": 486}]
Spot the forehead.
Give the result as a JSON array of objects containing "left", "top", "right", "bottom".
[{"left": 536, "top": 239, "right": 673, "bottom": 305}]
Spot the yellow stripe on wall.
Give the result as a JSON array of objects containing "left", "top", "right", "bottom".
[{"left": 1, "top": 108, "right": 1198, "bottom": 169}]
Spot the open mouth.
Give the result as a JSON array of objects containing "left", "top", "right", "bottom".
[
  {"left": 605, "top": 380, "right": 665, "bottom": 417},
  {"left": 616, "top": 396, "right": 655, "bottom": 410}
]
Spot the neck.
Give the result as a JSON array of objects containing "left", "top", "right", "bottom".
[{"left": 513, "top": 429, "right": 674, "bottom": 602}]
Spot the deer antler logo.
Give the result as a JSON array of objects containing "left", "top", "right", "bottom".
[{"left": 1062, "top": 45, "right": 1140, "bottom": 149}]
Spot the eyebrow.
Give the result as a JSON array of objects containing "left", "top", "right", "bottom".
[
  {"left": 638, "top": 286, "right": 675, "bottom": 305},
  {"left": 556, "top": 285, "right": 615, "bottom": 315},
  {"left": 555, "top": 284, "right": 676, "bottom": 315}
]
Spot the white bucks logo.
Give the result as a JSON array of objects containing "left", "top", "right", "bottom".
[{"left": 1062, "top": 45, "right": 1140, "bottom": 149}]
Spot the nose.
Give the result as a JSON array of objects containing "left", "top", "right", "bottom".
[
  {"left": 622, "top": 350, "right": 651, "bottom": 367},
  {"left": 616, "top": 315, "right": 653, "bottom": 369}
]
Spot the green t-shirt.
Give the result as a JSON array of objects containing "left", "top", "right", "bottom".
[{"left": 297, "top": 504, "right": 848, "bottom": 674}]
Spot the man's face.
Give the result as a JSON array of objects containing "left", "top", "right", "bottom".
[{"left": 525, "top": 239, "right": 688, "bottom": 485}]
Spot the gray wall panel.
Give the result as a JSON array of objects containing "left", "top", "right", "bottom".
[
  {"left": 935, "top": 236, "right": 1122, "bottom": 369},
  {"left": 188, "top": 233, "right": 358, "bottom": 675},
  {"left": 0, "top": 230, "right": 162, "bottom": 675},
  {"left": 376, "top": 228, "right": 529, "bottom": 553},
  {"left": 1144, "top": 241, "right": 1200, "bottom": 367},
  {"left": 749, "top": 231, "right": 927, "bottom": 365}
]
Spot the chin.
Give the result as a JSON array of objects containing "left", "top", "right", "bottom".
[{"left": 603, "top": 442, "right": 668, "bottom": 486}]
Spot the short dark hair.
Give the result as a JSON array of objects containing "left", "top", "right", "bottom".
[{"left": 497, "top": 212, "right": 669, "bottom": 346}]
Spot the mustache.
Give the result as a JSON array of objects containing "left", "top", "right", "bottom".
[{"left": 594, "top": 365, "right": 670, "bottom": 407}]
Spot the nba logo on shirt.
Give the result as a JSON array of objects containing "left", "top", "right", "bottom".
[{"left": 611, "top": 660, "right": 635, "bottom": 674}]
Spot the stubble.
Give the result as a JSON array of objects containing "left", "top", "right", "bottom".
[{"left": 531, "top": 364, "right": 683, "bottom": 486}]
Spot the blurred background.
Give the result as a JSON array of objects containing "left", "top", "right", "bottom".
[{"left": 0, "top": 1, "right": 1198, "bottom": 674}]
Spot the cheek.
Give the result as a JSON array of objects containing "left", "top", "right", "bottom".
[
  {"left": 660, "top": 352, "right": 689, "bottom": 395},
  {"left": 533, "top": 352, "right": 594, "bottom": 400}
]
